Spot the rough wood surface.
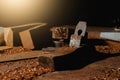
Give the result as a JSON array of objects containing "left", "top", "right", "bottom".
[
  {"left": 4, "top": 28, "right": 13, "bottom": 47},
  {"left": 0, "top": 47, "right": 77, "bottom": 62},
  {"left": 0, "top": 46, "right": 12, "bottom": 51},
  {"left": 0, "top": 46, "right": 77, "bottom": 79},
  {"left": 0, "top": 57, "right": 54, "bottom": 80},
  {"left": 19, "top": 30, "right": 34, "bottom": 49}
]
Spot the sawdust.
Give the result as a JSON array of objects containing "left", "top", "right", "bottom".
[
  {"left": 0, "top": 58, "right": 54, "bottom": 80},
  {"left": 95, "top": 40, "right": 120, "bottom": 54},
  {"left": 0, "top": 47, "right": 54, "bottom": 80},
  {"left": 0, "top": 27, "right": 119, "bottom": 80},
  {"left": 0, "top": 46, "right": 32, "bottom": 55}
]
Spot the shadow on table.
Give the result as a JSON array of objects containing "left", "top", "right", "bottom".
[{"left": 53, "top": 39, "right": 120, "bottom": 71}]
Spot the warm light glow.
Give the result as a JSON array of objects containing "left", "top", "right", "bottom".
[
  {"left": 4, "top": 0, "right": 26, "bottom": 6},
  {"left": 1, "top": 0, "right": 36, "bottom": 10},
  {"left": 1, "top": 0, "right": 29, "bottom": 9},
  {"left": 0, "top": 0, "right": 61, "bottom": 26}
]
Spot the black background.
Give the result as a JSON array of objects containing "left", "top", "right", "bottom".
[
  {"left": 57, "top": 0, "right": 120, "bottom": 26},
  {"left": 0, "top": 0, "right": 120, "bottom": 27}
]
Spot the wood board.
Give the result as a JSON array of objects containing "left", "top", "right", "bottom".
[{"left": 0, "top": 47, "right": 77, "bottom": 62}]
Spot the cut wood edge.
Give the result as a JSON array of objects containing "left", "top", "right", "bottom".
[
  {"left": 0, "top": 46, "right": 12, "bottom": 51},
  {"left": 19, "top": 30, "right": 34, "bottom": 49},
  {"left": 4, "top": 28, "right": 13, "bottom": 47},
  {"left": 7, "top": 22, "right": 46, "bottom": 28}
]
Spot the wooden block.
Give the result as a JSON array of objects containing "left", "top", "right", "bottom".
[
  {"left": 4, "top": 27, "right": 26, "bottom": 47},
  {"left": 19, "top": 23, "right": 53, "bottom": 50},
  {"left": 19, "top": 30, "right": 34, "bottom": 49},
  {"left": 3, "top": 23, "right": 47, "bottom": 48},
  {"left": 4, "top": 28, "right": 13, "bottom": 47}
]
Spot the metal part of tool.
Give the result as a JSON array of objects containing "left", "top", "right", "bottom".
[
  {"left": 74, "top": 21, "right": 87, "bottom": 36},
  {"left": 69, "top": 21, "right": 87, "bottom": 47},
  {"left": 69, "top": 34, "right": 82, "bottom": 48}
]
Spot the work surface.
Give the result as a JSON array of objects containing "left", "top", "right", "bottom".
[
  {"left": 0, "top": 47, "right": 77, "bottom": 62},
  {"left": 0, "top": 26, "right": 119, "bottom": 80},
  {"left": 35, "top": 26, "right": 120, "bottom": 80},
  {"left": 34, "top": 26, "right": 120, "bottom": 80}
]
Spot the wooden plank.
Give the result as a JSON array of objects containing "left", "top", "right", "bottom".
[
  {"left": 0, "top": 56, "right": 54, "bottom": 79},
  {"left": 0, "top": 47, "right": 77, "bottom": 62},
  {"left": 19, "top": 30, "right": 34, "bottom": 49},
  {"left": 0, "top": 46, "right": 12, "bottom": 51},
  {"left": 27, "top": 23, "right": 47, "bottom": 30},
  {"left": 8, "top": 23, "right": 45, "bottom": 28}
]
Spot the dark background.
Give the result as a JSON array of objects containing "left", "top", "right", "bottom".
[
  {"left": 87, "top": 0, "right": 120, "bottom": 26},
  {"left": 56, "top": 0, "right": 120, "bottom": 27},
  {"left": 0, "top": 0, "right": 120, "bottom": 27},
  {"left": 39, "top": 0, "right": 120, "bottom": 26}
]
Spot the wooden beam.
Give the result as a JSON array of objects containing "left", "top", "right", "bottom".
[
  {"left": 19, "top": 23, "right": 47, "bottom": 49},
  {"left": 3, "top": 23, "right": 47, "bottom": 48},
  {"left": 0, "top": 47, "right": 77, "bottom": 62}
]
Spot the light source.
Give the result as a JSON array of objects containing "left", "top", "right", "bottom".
[{"left": 0, "top": 0, "right": 61, "bottom": 26}]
